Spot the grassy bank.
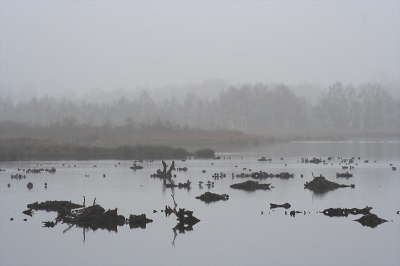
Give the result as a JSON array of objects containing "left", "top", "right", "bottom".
[
  {"left": 0, "top": 121, "right": 267, "bottom": 147},
  {"left": 0, "top": 138, "right": 215, "bottom": 161}
]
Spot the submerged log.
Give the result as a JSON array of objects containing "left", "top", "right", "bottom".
[
  {"left": 250, "top": 171, "right": 293, "bottom": 179},
  {"left": 27, "top": 200, "right": 82, "bottom": 211},
  {"left": 230, "top": 180, "right": 271, "bottom": 191},
  {"left": 130, "top": 163, "right": 144, "bottom": 170},
  {"left": 304, "top": 157, "right": 322, "bottom": 164},
  {"left": 322, "top": 206, "right": 372, "bottom": 217},
  {"left": 195, "top": 192, "right": 229, "bottom": 203},
  {"left": 165, "top": 179, "right": 191, "bottom": 188},
  {"left": 251, "top": 172, "right": 272, "bottom": 179},
  {"left": 354, "top": 213, "right": 388, "bottom": 228},
  {"left": 257, "top": 156, "right": 272, "bottom": 161},
  {"left": 270, "top": 203, "right": 291, "bottom": 209},
  {"left": 304, "top": 175, "right": 355, "bottom": 193},
  {"left": 336, "top": 172, "right": 353, "bottom": 178},
  {"left": 277, "top": 172, "right": 294, "bottom": 179}
]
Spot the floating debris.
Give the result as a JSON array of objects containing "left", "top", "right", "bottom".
[
  {"left": 302, "top": 157, "right": 322, "bottom": 164},
  {"left": 336, "top": 172, "right": 353, "bottom": 178},
  {"left": 195, "top": 192, "right": 229, "bottom": 203},
  {"left": 26, "top": 168, "right": 42, "bottom": 173},
  {"left": 27, "top": 200, "right": 82, "bottom": 212},
  {"left": 42, "top": 221, "right": 55, "bottom": 228},
  {"left": 230, "top": 180, "right": 271, "bottom": 191},
  {"left": 11, "top": 173, "right": 26, "bottom": 179},
  {"left": 304, "top": 175, "right": 354, "bottom": 193},
  {"left": 237, "top": 171, "right": 294, "bottom": 179},
  {"left": 61, "top": 205, "right": 126, "bottom": 232},
  {"left": 354, "top": 213, "right": 388, "bottom": 228},
  {"left": 165, "top": 179, "right": 191, "bottom": 189},
  {"left": 270, "top": 203, "right": 291, "bottom": 209},
  {"left": 128, "top": 214, "right": 153, "bottom": 229},
  {"left": 26, "top": 199, "right": 157, "bottom": 233},
  {"left": 130, "top": 163, "right": 144, "bottom": 170},
  {"left": 22, "top": 209, "right": 34, "bottom": 217},
  {"left": 322, "top": 207, "right": 372, "bottom": 217},
  {"left": 289, "top": 210, "right": 302, "bottom": 217}
]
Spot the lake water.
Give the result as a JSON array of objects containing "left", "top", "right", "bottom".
[{"left": 1, "top": 141, "right": 399, "bottom": 266}]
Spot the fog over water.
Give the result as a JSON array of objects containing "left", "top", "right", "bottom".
[
  {"left": 1, "top": 3, "right": 400, "bottom": 265},
  {"left": 1, "top": 1, "right": 399, "bottom": 102}
]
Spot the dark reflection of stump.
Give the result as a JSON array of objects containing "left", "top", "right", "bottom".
[{"left": 166, "top": 195, "right": 200, "bottom": 247}]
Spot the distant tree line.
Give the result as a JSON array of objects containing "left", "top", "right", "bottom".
[{"left": 0, "top": 82, "right": 399, "bottom": 134}]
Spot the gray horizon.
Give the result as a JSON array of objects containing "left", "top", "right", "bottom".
[{"left": 1, "top": 1, "right": 399, "bottom": 99}]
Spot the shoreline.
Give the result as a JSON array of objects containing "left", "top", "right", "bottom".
[{"left": 0, "top": 139, "right": 216, "bottom": 161}]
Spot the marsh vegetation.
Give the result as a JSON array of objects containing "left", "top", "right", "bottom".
[{"left": 0, "top": 138, "right": 215, "bottom": 161}]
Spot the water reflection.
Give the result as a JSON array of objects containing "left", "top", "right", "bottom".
[
  {"left": 128, "top": 214, "right": 153, "bottom": 229},
  {"left": 1, "top": 141, "right": 399, "bottom": 266},
  {"left": 321, "top": 207, "right": 389, "bottom": 228},
  {"left": 164, "top": 195, "right": 200, "bottom": 247},
  {"left": 26, "top": 199, "right": 126, "bottom": 238},
  {"left": 304, "top": 173, "right": 355, "bottom": 194}
]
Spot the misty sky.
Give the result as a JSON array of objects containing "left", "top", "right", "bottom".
[{"left": 1, "top": 1, "right": 399, "bottom": 96}]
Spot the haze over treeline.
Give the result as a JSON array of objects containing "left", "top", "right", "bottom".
[
  {"left": 1, "top": 1, "right": 399, "bottom": 142},
  {"left": 1, "top": 81, "right": 398, "bottom": 137}
]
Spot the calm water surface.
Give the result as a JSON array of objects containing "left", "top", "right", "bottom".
[{"left": 1, "top": 141, "right": 399, "bottom": 266}]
